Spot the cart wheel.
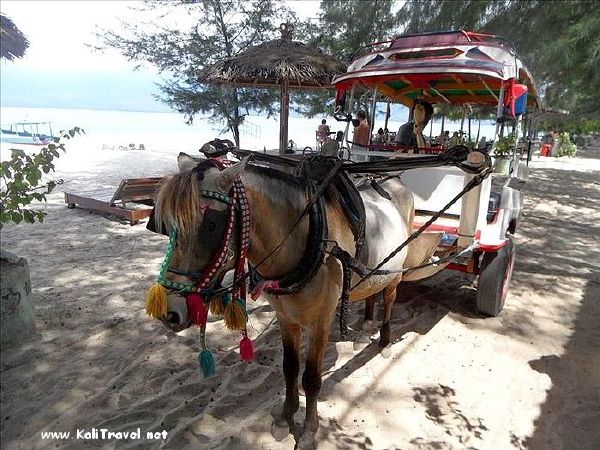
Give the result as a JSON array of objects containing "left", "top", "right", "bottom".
[
  {"left": 67, "top": 203, "right": 76, "bottom": 209},
  {"left": 476, "top": 238, "right": 516, "bottom": 316}
]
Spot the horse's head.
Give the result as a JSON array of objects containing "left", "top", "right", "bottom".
[{"left": 150, "top": 153, "right": 249, "bottom": 332}]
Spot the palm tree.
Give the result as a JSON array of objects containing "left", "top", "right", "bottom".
[{"left": 1, "top": 14, "right": 29, "bottom": 61}]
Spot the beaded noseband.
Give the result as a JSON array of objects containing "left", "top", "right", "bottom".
[{"left": 146, "top": 157, "right": 252, "bottom": 376}]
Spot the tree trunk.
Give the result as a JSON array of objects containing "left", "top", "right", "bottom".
[
  {"left": 384, "top": 102, "right": 390, "bottom": 131},
  {"left": 1, "top": 250, "right": 36, "bottom": 347}
]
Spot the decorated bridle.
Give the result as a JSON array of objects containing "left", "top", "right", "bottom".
[{"left": 145, "top": 157, "right": 253, "bottom": 377}]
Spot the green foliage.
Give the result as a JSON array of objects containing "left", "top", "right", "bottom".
[
  {"left": 311, "top": 0, "right": 400, "bottom": 61},
  {"left": 494, "top": 132, "right": 516, "bottom": 157},
  {"left": 555, "top": 132, "right": 577, "bottom": 158},
  {"left": 0, "top": 127, "right": 83, "bottom": 227},
  {"left": 293, "top": 0, "right": 401, "bottom": 117},
  {"left": 94, "top": 0, "right": 291, "bottom": 146},
  {"left": 540, "top": 117, "right": 600, "bottom": 134}
]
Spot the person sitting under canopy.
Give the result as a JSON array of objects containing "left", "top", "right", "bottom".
[
  {"left": 316, "top": 119, "right": 331, "bottom": 144},
  {"left": 394, "top": 100, "right": 433, "bottom": 152}
]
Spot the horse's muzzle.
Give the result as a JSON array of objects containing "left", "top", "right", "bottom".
[{"left": 161, "top": 294, "right": 191, "bottom": 332}]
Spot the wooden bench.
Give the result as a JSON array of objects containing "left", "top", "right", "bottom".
[{"left": 64, "top": 177, "right": 167, "bottom": 225}]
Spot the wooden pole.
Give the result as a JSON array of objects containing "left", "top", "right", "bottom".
[{"left": 279, "top": 81, "right": 290, "bottom": 154}]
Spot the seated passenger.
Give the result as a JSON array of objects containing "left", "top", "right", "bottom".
[
  {"left": 316, "top": 119, "right": 331, "bottom": 144},
  {"left": 394, "top": 120, "right": 417, "bottom": 148},
  {"left": 373, "top": 127, "right": 386, "bottom": 144}
]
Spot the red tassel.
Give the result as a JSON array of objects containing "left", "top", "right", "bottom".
[
  {"left": 239, "top": 335, "right": 254, "bottom": 361},
  {"left": 187, "top": 293, "right": 208, "bottom": 325}
]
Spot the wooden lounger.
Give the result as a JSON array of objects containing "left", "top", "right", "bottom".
[{"left": 64, "top": 177, "right": 167, "bottom": 224}]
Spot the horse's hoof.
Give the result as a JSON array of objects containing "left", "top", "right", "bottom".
[
  {"left": 380, "top": 344, "right": 392, "bottom": 359},
  {"left": 271, "top": 418, "right": 291, "bottom": 441},
  {"left": 353, "top": 333, "right": 370, "bottom": 351},
  {"left": 297, "top": 431, "right": 317, "bottom": 450},
  {"left": 362, "top": 319, "right": 376, "bottom": 332}
]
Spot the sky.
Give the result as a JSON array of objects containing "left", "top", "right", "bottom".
[{"left": 0, "top": 0, "right": 322, "bottom": 112}]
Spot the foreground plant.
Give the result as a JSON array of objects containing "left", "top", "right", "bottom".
[{"left": 0, "top": 127, "right": 83, "bottom": 226}]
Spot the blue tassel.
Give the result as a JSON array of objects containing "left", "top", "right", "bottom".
[
  {"left": 198, "top": 349, "right": 216, "bottom": 377},
  {"left": 222, "top": 293, "right": 232, "bottom": 307}
]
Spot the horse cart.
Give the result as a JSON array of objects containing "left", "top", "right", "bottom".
[
  {"left": 330, "top": 30, "right": 540, "bottom": 316},
  {"left": 142, "top": 31, "right": 541, "bottom": 445}
]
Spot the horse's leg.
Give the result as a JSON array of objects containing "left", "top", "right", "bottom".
[
  {"left": 298, "top": 264, "right": 341, "bottom": 449},
  {"left": 379, "top": 279, "right": 401, "bottom": 348},
  {"left": 355, "top": 293, "right": 377, "bottom": 350},
  {"left": 298, "top": 323, "right": 330, "bottom": 449},
  {"left": 272, "top": 318, "right": 301, "bottom": 440},
  {"left": 362, "top": 295, "right": 375, "bottom": 330}
]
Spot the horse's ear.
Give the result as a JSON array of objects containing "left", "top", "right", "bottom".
[
  {"left": 177, "top": 152, "right": 205, "bottom": 173},
  {"left": 216, "top": 156, "right": 250, "bottom": 191}
]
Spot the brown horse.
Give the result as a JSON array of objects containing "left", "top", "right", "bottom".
[{"left": 152, "top": 153, "right": 416, "bottom": 449}]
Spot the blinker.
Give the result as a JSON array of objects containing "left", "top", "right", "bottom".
[
  {"left": 199, "top": 207, "right": 229, "bottom": 255},
  {"left": 147, "top": 208, "right": 168, "bottom": 236}
]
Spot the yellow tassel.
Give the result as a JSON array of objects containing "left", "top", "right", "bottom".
[
  {"left": 223, "top": 299, "right": 247, "bottom": 331},
  {"left": 209, "top": 297, "right": 225, "bottom": 316},
  {"left": 146, "top": 283, "right": 168, "bottom": 318}
]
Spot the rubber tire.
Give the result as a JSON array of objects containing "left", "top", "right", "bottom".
[{"left": 476, "top": 238, "right": 516, "bottom": 316}]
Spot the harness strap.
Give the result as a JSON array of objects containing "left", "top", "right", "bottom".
[{"left": 250, "top": 195, "right": 328, "bottom": 296}]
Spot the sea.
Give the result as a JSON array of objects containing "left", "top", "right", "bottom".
[{"left": 0, "top": 106, "right": 498, "bottom": 155}]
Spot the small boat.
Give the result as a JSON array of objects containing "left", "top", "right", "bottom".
[{"left": 0, "top": 121, "right": 57, "bottom": 146}]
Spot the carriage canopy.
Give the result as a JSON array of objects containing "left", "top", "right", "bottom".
[{"left": 333, "top": 30, "right": 540, "bottom": 110}]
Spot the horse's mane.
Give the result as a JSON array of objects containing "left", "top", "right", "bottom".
[
  {"left": 154, "top": 160, "right": 217, "bottom": 242},
  {"left": 155, "top": 161, "right": 321, "bottom": 241}
]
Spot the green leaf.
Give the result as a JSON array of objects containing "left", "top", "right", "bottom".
[
  {"left": 23, "top": 210, "right": 35, "bottom": 223},
  {"left": 11, "top": 148, "right": 26, "bottom": 158},
  {"left": 11, "top": 212, "right": 23, "bottom": 224}
]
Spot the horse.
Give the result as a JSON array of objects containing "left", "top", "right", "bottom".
[{"left": 149, "top": 152, "right": 420, "bottom": 449}]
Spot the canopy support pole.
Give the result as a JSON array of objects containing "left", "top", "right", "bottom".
[
  {"left": 279, "top": 81, "right": 290, "bottom": 154},
  {"left": 368, "top": 89, "right": 378, "bottom": 144}
]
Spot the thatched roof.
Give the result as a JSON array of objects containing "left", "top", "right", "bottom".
[
  {"left": 1, "top": 14, "right": 29, "bottom": 61},
  {"left": 200, "top": 25, "right": 346, "bottom": 88}
]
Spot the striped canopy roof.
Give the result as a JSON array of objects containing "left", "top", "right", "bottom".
[{"left": 333, "top": 30, "right": 540, "bottom": 109}]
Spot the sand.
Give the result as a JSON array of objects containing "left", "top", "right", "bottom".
[{"left": 1, "top": 138, "right": 598, "bottom": 450}]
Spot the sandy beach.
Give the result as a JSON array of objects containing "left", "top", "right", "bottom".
[{"left": 1, "top": 141, "right": 598, "bottom": 450}]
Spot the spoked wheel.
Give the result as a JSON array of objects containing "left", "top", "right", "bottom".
[{"left": 476, "top": 238, "right": 516, "bottom": 316}]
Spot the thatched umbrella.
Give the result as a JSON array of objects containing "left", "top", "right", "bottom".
[
  {"left": 200, "top": 23, "right": 346, "bottom": 154},
  {"left": 1, "top": 14, "right": 29, "bottom": 61}
]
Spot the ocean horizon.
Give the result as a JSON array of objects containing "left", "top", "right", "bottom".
[{"left": 0, "top": 106, "right": 498, "bottom": 154}]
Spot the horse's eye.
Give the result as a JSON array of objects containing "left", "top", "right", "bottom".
[{"left": 206, "top": 221, "right": 216, "bottom": 232}]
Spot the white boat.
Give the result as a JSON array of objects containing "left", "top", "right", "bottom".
[{"left": 0, "top": 121, "right": 57, "bottom": 146}]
